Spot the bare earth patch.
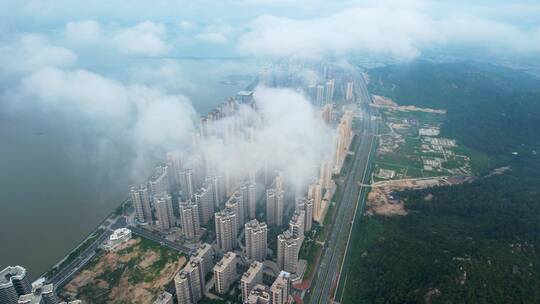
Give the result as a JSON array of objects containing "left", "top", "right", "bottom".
[
  {"left": 139, "top": 251, "right": 159, "bottom": 269},
  {"left": 61, "top": 236, "right": 186, "bottom": 304},
  {"left": 366, "top": 188, "right": 407, "bottom": 216}
]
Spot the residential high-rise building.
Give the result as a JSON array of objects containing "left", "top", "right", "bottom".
[
  {"left": 308, "top": 182, "right": 322, "bottom": 222},
  {"left": 245, "top": 220, "right": 268, "bottom": 262},
  {"left": 215, "top": 208, "right": 238, "bottom": 252},
  {"left": 345, "top": 81, "right": 354, "bottom": 102},
  {"left": 174, "top": 257, "right": 205, "bottom": 304},
  {"left": 320, "top": 103, "right": 333, "bottom": 124},
  {"left": 270, "top": 271, "right": 291, "bottom": 304},
  {"left": 240, "top": 183, "right": 250, "bottom": 219},
  {"left": 192, "top": 243, "right": 214, "bottom": 275},
  {"left": 241, "top": 261, "right": 263, "bottom": 303},
  {"left": 0, "top": 266, "right": 31, "bottom": 304},
  {"left": 179, "top": 169, "right": 194, "bottom": 199},
  {"left": 275, "top": 190, "right": 284, "bottom": 226},
  {"left": 319, "top": 160, "right": 332, "bottom": 190},
  {"left": 266, "top": 189, "right": 276, "bottom": 226},
  {"left": 179, "top": 200, "right": 200, "bottom": 239},
  {"left": 316, "top": 85, "right": 325, "bottom": 106},
  {"left": 325, "top": 79, "right": 335, "bottom": 104},
  {"left": 266, "top": 189, "right": 284, "bottom": 227},
  {"left": 225, "top": 192, "right": 244, "bottom": 229},
  {"left": 166, "top": 151, "right": 182, "bottom": 186},
  {"left": 295, "top": 197, "right": 313, "bottom": 232},
  {"left": 194, "top": 185, "right": 214, "bottom": 225},
  {"left": 154, "top": 194, "right": 174, "bottom": 230},
  {"left": 18, "top": 280, "right": 58, "bottom": 304},
  {"left": 205, "top": 175, "right": 222, "bottom": 207},
  {"left": 213, "top": 252, "right": 237, "bottom": 295},
  {"left": 247, "top": 183, "right": 257, "bottom": 219},
  {"left": 130, "top": 185, "right": 152, "bottom": 223},
  {"left": 289, "top": 210, "right": 305, "bottom": 238},
  {"left": 334, "top": 111, "right": 353, "bottom": 170},
  {"left": 247, "top": 284, "right": 271, "bottom": 304},
  {"left": 149, "top": 165, "right": 170, "bottom": 197},
  {"left": 277, "top": 231, "right": 302, "bottom": 274}
]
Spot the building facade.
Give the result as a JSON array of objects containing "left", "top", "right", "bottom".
[
  {"left": 130, "top": 185, "right": 152, "bottom": 223},
  {"left": 215, "top": 208, "right": 238, "bottom": 252},
  {"left": 179, "top": 200, "right": 201, "bottom": 239},
  {"left": 241, "top": 261, "right": 263, "bottom": 303},
  {"left": 174, "top": 257, "right": 205, "bottom": 304},
  {"left": 244, "top": 220, "right": 268, "bottom": 262},
  {"left": 213, "top": 252, "right": 237, "bottom": 295}
]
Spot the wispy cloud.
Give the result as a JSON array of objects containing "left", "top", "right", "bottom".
[{"left": 65, "top": 20, "right": 170, "bottom": 56}]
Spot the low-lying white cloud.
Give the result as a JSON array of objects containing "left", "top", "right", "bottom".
[
  {"left": 65, "top": 20, "right": 170, "bottom": 56},
  {"left": 238, "top": 6, "right": 540, "bottom": 59},
  {"left": 0, "top": 34, "right": 77, "bottom": 74},
  {"left": 199, "top": 86, "right": 333, "bottom": 190}
]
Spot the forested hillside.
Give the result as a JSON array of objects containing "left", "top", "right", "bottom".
[
  {"left": 368, "top": 61, "right": 540, "bottom": 156},
  {"left": 343, "top": 61, "right": 540, "bottom": 303}
]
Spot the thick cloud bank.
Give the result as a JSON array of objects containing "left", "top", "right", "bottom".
[
  {"left": 200, "top": 86, "right": 333, "bottom": 190},
  {"left": 238, "top": 6, "right": 540, "bottom": 60}
]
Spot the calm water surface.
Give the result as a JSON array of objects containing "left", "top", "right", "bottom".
[{"left": 0, "top": 58, "right": 253, "bottom": 278}]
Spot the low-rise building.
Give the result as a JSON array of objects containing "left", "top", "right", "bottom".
[{"left": 103, "top": 228, "right": 132, "bottom": 251}]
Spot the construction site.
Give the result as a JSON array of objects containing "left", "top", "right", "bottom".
[{"left": 366, "top": 95, "right": 478, "bottom": 216}]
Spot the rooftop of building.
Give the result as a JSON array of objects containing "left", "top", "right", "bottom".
[
  {"left": 0, "top": 265, "right": 26, "bottom": 287},
  {"left": 242, "top": 262, "right": 263, "bottom": 281},
  {"left": 214, "top": 252, "right": 236, "bottom": 271},
  {"left": 153, "top": 291, "right": 173, "bottom": 304},
  {"left": 110, "top": 228, "right": 131, "bottom": 241}
]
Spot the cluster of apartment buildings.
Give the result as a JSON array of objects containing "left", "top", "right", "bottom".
[
  {"left": 174, "top": 242, "right": 292, "bottom": 304},
  {"left": 0, "top": 266, "right": 80, "bottom": 304}
]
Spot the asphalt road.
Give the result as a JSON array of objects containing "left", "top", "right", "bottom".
[
  {"left": 308, "top": 75, "right": 376, "bottom": 304},
  {"left": 129, "top": 226, "right": 194, "bottom": 255},
  {"left": 50, "top": 229, "right": 111, "bottom": 288}
]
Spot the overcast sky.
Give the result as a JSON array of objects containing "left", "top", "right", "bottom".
[{"left": 2, "top": 0, "right": 540, "bottom": 182}]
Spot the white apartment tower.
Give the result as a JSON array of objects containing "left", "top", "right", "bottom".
[
  {"left": 266, "top": 189, "right": 284, "bottom": 227},
  {"left": 319, "top": 160, "right": 333, "bottom": 190},
  {"left": 149, "top": 165, "right": 170, "bottom": 197},
  {"left": 289, "top": 210, "right": 305, "bottom": 238},
  {"left": 277, "top": 230, "right": 302, "bottom": 274},
  {"left": 154, "top": 194, "right": 174, "bottom": 230},
  {"left": 215, "top": 208, "right": 238, "bottom": 252},
  {"left": 179, "top": 169, "right": 194, "bottom": 199},
  {"left": 194, "top": 185, "right": 214, "bottom": 225},
  {"left": 295, "top": 197, "right": 313, "bottom": 232},
  {"left": 241, "top": 261, "right": 263, "bottom": 303},
  {"left": 226, "top": 191, "right": 245, "bottom": 228},
  {"left": 174, "top": 257, "right": 205, "bottom": 304},
  {"left": 247, "top": 284, "right": 271, "bottom": 304},
  {"left": 248, "top": 183, "right": 257, "bottom": 219},
  {"left": 244, "top": 219, "right": 268, "bottom": 262},
  {"left": 325, "top": 79, "right": 335, "bottom": 104},
  {"left": 179, "top": 200, "right": 201, "bottom": 239},
  {"left": 346, "top": 81, "right": 354, "bottom": 101},
  {"left": 316, "top": 84, "right": 325, "bottom": 106},
  {"left": 192, "top": 243, "right": 214, "bottom": 275},
  {"left": 205, "top": 175, "right": 222, "bottom": 206},
  {"left": 130, "top": 185, "right": 152, "bottom": 223},
  {"left": 270, "top": 271, "right": 291, "bottom": 304},
  {"left": 213, "top": 252, "right": 237, "bottom": 295},
  {"left": 308, "top": 182, "right": 322, "bottom": 222}
]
